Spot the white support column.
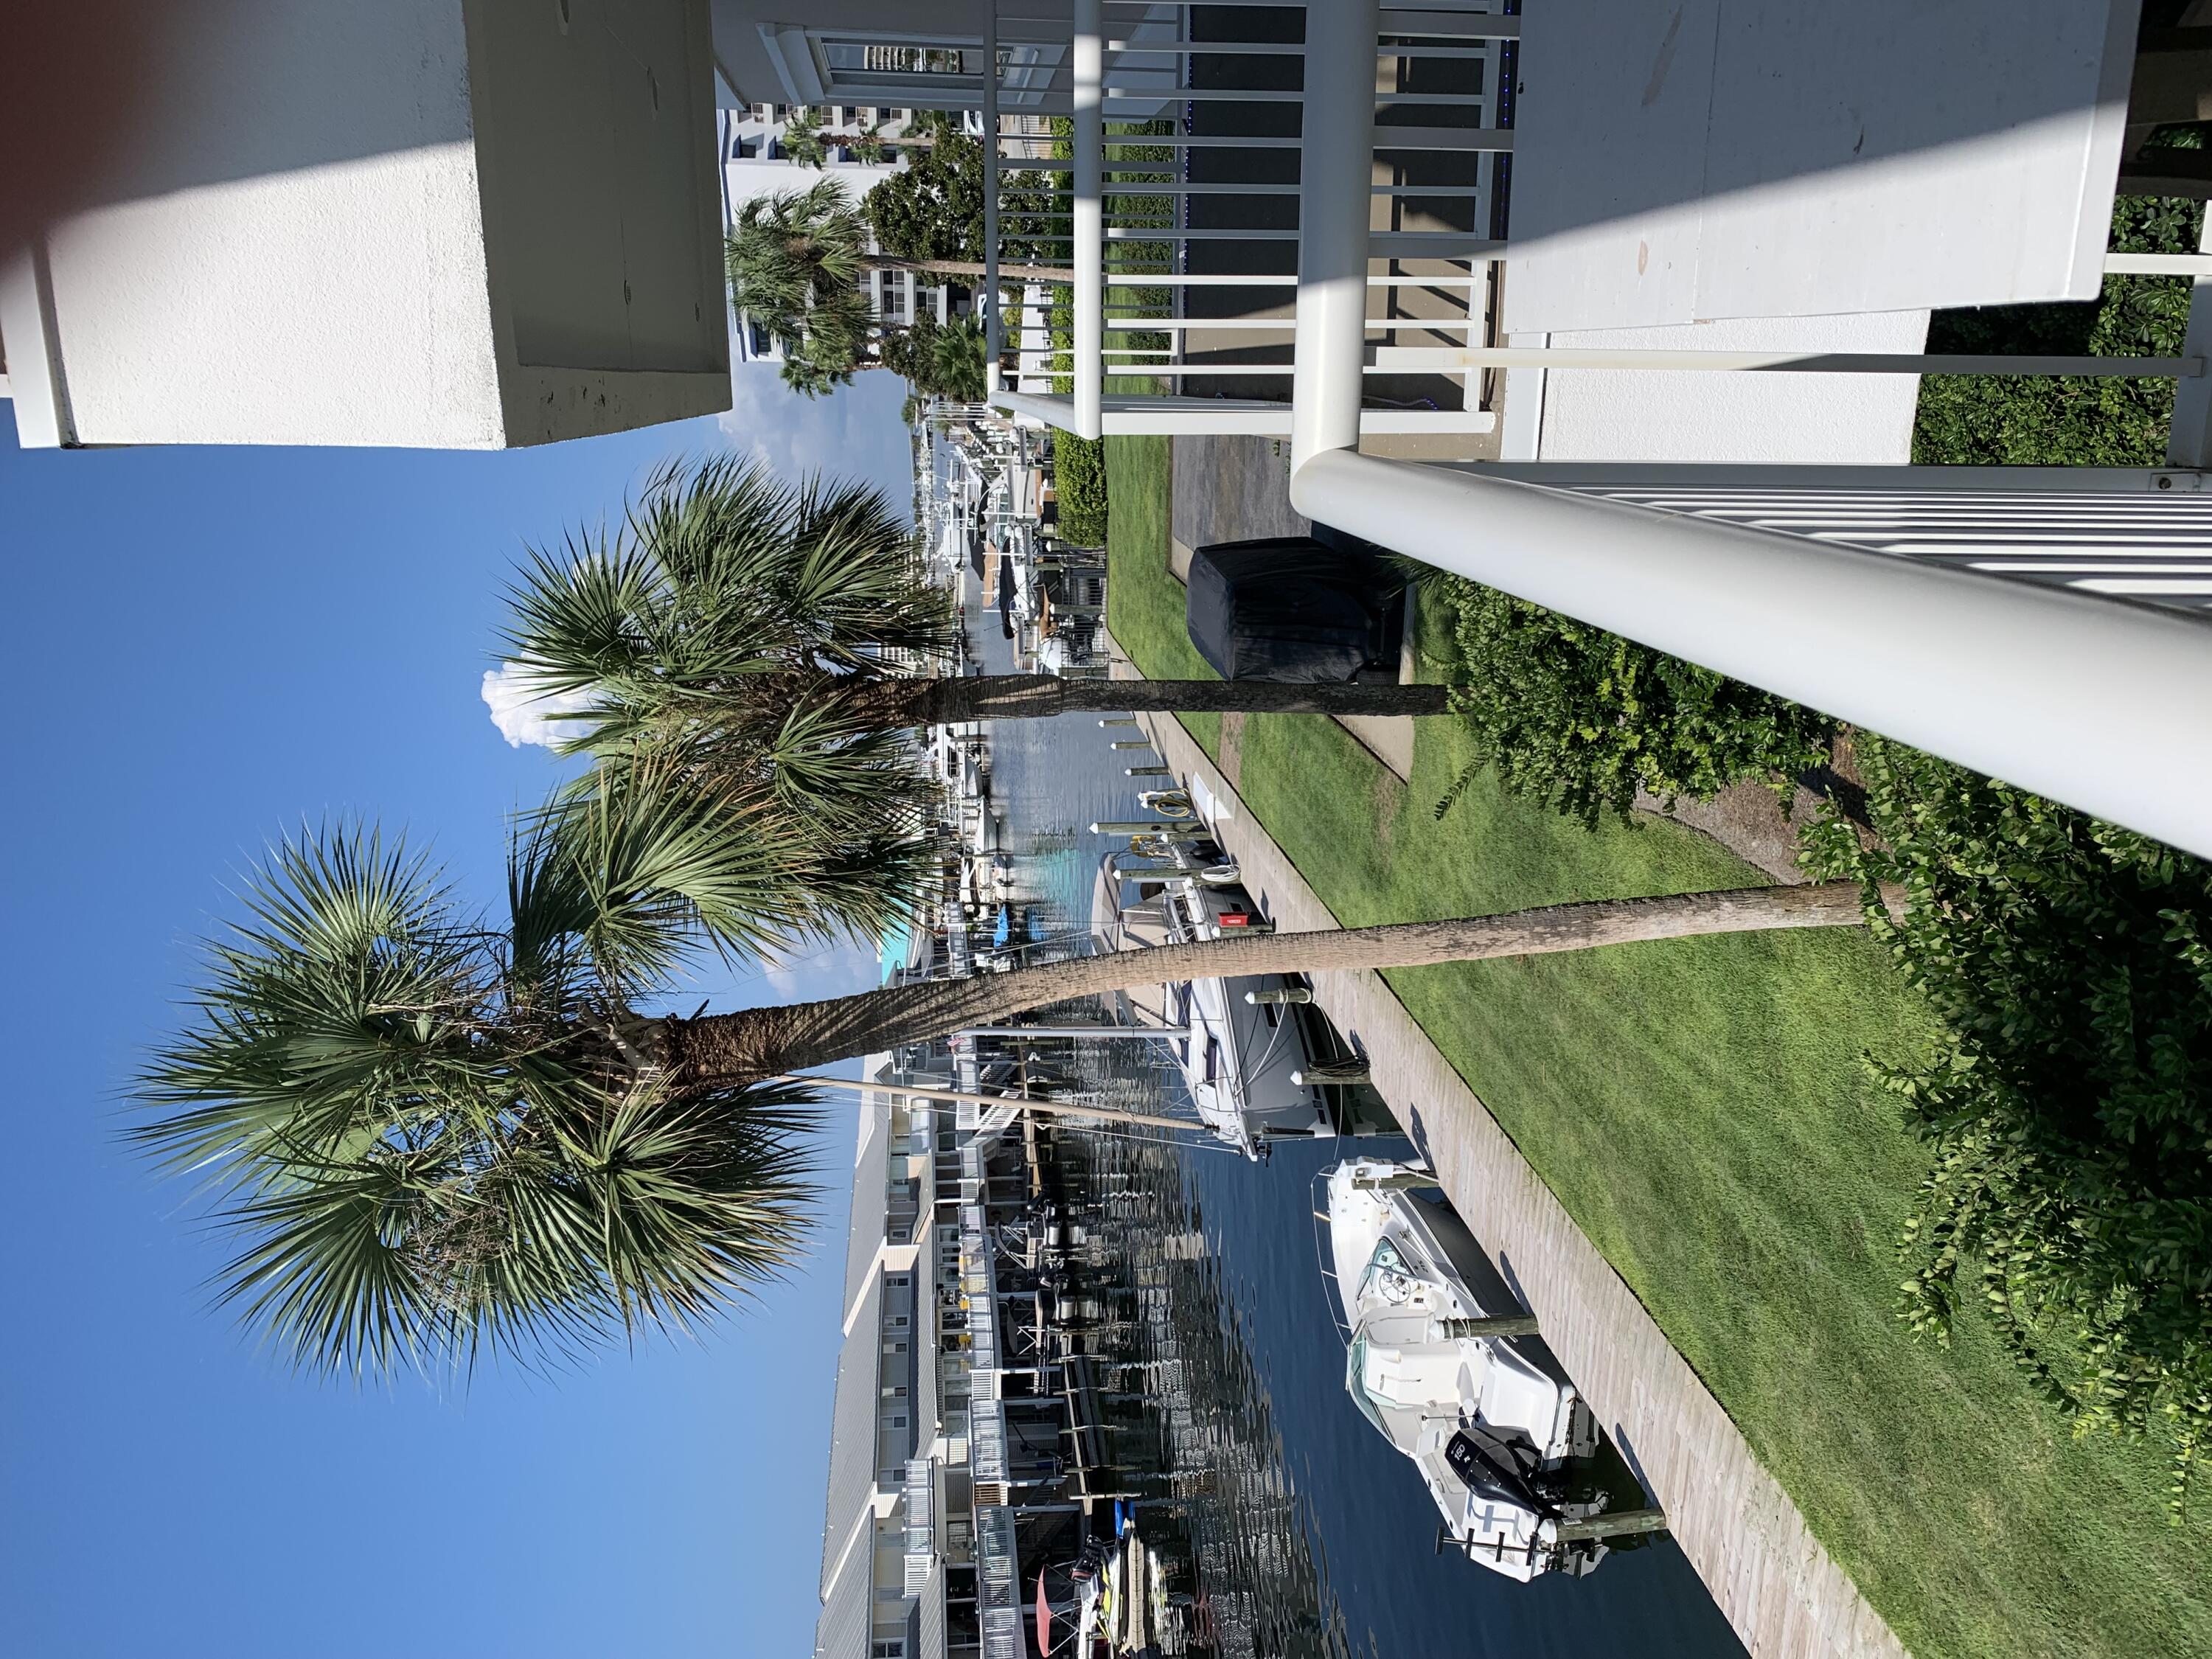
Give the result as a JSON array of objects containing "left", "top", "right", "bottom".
[
  {"left": 1072, "top": 0, "right": 1104, "bottom": 439},
  {"left": 2171, "top": 211, "right": 2212, "bottom": 469},
  {"left": 1289, "top": 448, "right": 2212, "bottom": 862},
  {"left": 1290, "top": 0, "right": 1381, "bottom": 471},
  {"left": 982, "top": 0, "right": 1002, "bottom": 394}
]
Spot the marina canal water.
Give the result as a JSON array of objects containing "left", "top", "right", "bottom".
[{"left": 969, "top": 615, "right": 1745, "bottom": 1659}]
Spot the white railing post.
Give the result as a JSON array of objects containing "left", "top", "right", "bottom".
[
  {"left": 1072, "top": 0, "right": 1104, "bottom": 439},
  {"left": 1290, "top": 0, "right": 1381, "bottom": 470},
  {"left": 2171, "top": 212, "right": 2212, "bottom": 468},
  {"left": 982, "top": 0, "right": 1002, "bottom": 394}
]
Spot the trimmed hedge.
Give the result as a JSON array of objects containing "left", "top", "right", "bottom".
[{"left": 1054, "top": 434, "right": 1108, "bottom": 548}]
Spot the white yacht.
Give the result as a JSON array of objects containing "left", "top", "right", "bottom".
[
  {"left": 1089, "top": 845, "right": 1335, "bottom": 1156},
  {"left": 1321, "top": 1157, "right": 1612, "bottom": 1580}
]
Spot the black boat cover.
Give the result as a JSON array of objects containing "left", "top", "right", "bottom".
[{"left": 1185, "top": 535, "right": 1398, "bottom": 682}]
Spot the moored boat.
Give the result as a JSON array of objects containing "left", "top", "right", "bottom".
[
  {"left": 1321, "top": 1157, "right": 1619, "bottom": 1580},
  {"left": 1089, "top": 842, "right": 1335, "bottom": 1156}
]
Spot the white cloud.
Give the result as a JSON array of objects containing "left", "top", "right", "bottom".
[
  {"left": 717, "top": 361, "right": 913, "bottom": 507},
  {"left": 481, "top": 662, "right": 601, "bottom": 750}
]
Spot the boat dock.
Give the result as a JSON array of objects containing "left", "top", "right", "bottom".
[{"left": 1112, "top": 648, "right": 1910, "bottom": 1659}]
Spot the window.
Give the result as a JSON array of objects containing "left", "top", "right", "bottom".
[
  {"left": 1204, "top": 1035, "right": 1222, "bottom": 1086},
  {"left": 874, "top": 1642, "right": 908, "bottom": 1658}
]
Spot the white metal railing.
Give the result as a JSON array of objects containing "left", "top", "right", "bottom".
[
  {"left": 903, "top": 1455, "right": 936, "bottom": 1593},
  {"left": 975, "top": 1507, "right": 1023, "bottom": 1659},
  {"left": 979, "top": 0, "right": 2203, "bottom": 445},
  {"left": 984, "top": 0, "right": 1509, "bottom": 437},
  {"left": 1268, "top": 0, "right": 2212, "bottom": 861},
  {"left": 964, "top": 0, "right": 2212, "bottom": 858}
]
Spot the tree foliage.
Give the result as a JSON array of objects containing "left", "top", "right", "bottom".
[
  {"left": 1428, "top": 575, "right": 1833, "bottom": 827},
  {"left": 863, "top": 112, "right": 1062, "bottom": 268},
  {"left": 865, "top": 119, "right": 985, "bottom": 264},
  {"left": 500, "top": 456, "right": 957, "bottom": 847},
  {"left": 880, "top": 313, "right": 987, "bottom": 403},
  {"left": 1914, "top": 195, "right": 2202, "bottom": 466},
  {"left": 725, "top": 179, "right": 874, "bottom": 396},
  {"left": 1804, "top": 737, "right": 2212, "bottom": 1515},
  {"left": 781, "top": 107, "right": 827, "bottom": 170},
  {"left": 132, "top": 800, "right": 841, "bottom": 1377}
]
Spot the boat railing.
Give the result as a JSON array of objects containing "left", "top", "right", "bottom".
[{"left": 1310, "top": 1168, "right": 1353, "bottom": 1342}]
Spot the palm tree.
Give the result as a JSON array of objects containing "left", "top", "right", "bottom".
[
  {"left": 781, "top": 108, "right": 828, "bottom": 170},
  {"left": 850, "top": 122, "right": 890, "bottom": 166},
  {"left": 509, "top": 459, "right": 959, "bottom": 839},
  {"left": 726, "top": 182, "right": 1064, "bottom": 397},
  {"left": 136, "top": 801, "right": 1879, "bottom": 1377},
  {"left": 498, "top": 462, "right": 1453, "bottom": 807},
  {"left": 726, "top": 180, "right": 877, "bottom": 394},
  {"left": 928, "top": 315, "right": 989, "bottom": 404}
]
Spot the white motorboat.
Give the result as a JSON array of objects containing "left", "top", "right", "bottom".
[
  {"left": 1321, "top": 1158, "right": 1612, "bottom": 1580},
  {"left": 1091, "top": 845, "right": 1334, "bottom": 1156}
]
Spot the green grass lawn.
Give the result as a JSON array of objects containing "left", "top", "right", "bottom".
[{"left": 1102, "top": 433, "right": 2212, "bottom": 1659}]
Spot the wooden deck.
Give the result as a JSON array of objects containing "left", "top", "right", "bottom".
[{"left": 1110, "top": 644, "right": 1910, "bottom": 1659}]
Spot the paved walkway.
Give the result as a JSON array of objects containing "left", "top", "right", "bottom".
[{"left": 1109, "top": 638, "right": 1910, "bottom": 1659}]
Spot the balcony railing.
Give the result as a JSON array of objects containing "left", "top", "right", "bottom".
[{"left": 961, "top": 0, "right": 2212, "bottom": 861}]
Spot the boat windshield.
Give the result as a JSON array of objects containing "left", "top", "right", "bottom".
[{"left": 1343, "top": 1333, "right": 1391, "bottom": 1438}]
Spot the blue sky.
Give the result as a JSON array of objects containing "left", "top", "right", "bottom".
[{"left": 0, "top": 366, "right": 905, "bottom": 1658}]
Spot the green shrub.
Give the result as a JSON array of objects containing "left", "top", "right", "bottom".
[
  {"left": 1804, "top": 737, "right": 2212, "bottom": 1516},
  {"left": 1913, "top": 195, "right": 2202, "bottom": 466},
  {"left": 1430, "top": 575, "right": 1833, "bottom": 827},
  {"left": 1054, "top": 434, "right": 1107, "bottom": 547}
]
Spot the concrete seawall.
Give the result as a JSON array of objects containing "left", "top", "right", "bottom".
[{"left": 1108, "top": 641, "right": 1911, "bottom": 1659}]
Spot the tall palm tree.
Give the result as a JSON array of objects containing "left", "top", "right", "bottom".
[
  {"left": 781, "top": 107, "right": 828, "bottom": 170},
  {"left": 136, "top": 802, "right": 1879, "bottom": 1377},
  {"left": 498, "top": 462, "right": 1451, "bottom": 809},
  {"left": 928, "top": 315, "right": 989, "bottom": 404},
  {"left": 510, "top": 458, "right": 959, "bottom": 841}
]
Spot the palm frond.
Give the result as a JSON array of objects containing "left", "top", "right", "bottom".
[{"left": 136, "top": 818, "right": 833, "bottom": 1379}]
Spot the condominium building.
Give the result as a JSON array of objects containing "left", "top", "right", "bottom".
[{"left": 815, "top": 1046, "right": 1063, "bottom": 1659}]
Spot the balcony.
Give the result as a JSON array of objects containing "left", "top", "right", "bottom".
[{"left": 956, "top": 0, "right": 2212, "bottom": 861}]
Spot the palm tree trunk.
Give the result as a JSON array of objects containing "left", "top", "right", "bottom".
[
  {"left": 921, "top": 673, "right": 1450, "bottom": 721},
  {"left": 870, "top": 256, "right": 1074, "bottom": 285},
  {"left": 661, "top": 883, "right": 1880, "bottom": 1082}
]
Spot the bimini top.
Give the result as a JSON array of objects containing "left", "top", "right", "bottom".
[{"left": 1185, "top": 535, "right": 1397, "bottom": 683}]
